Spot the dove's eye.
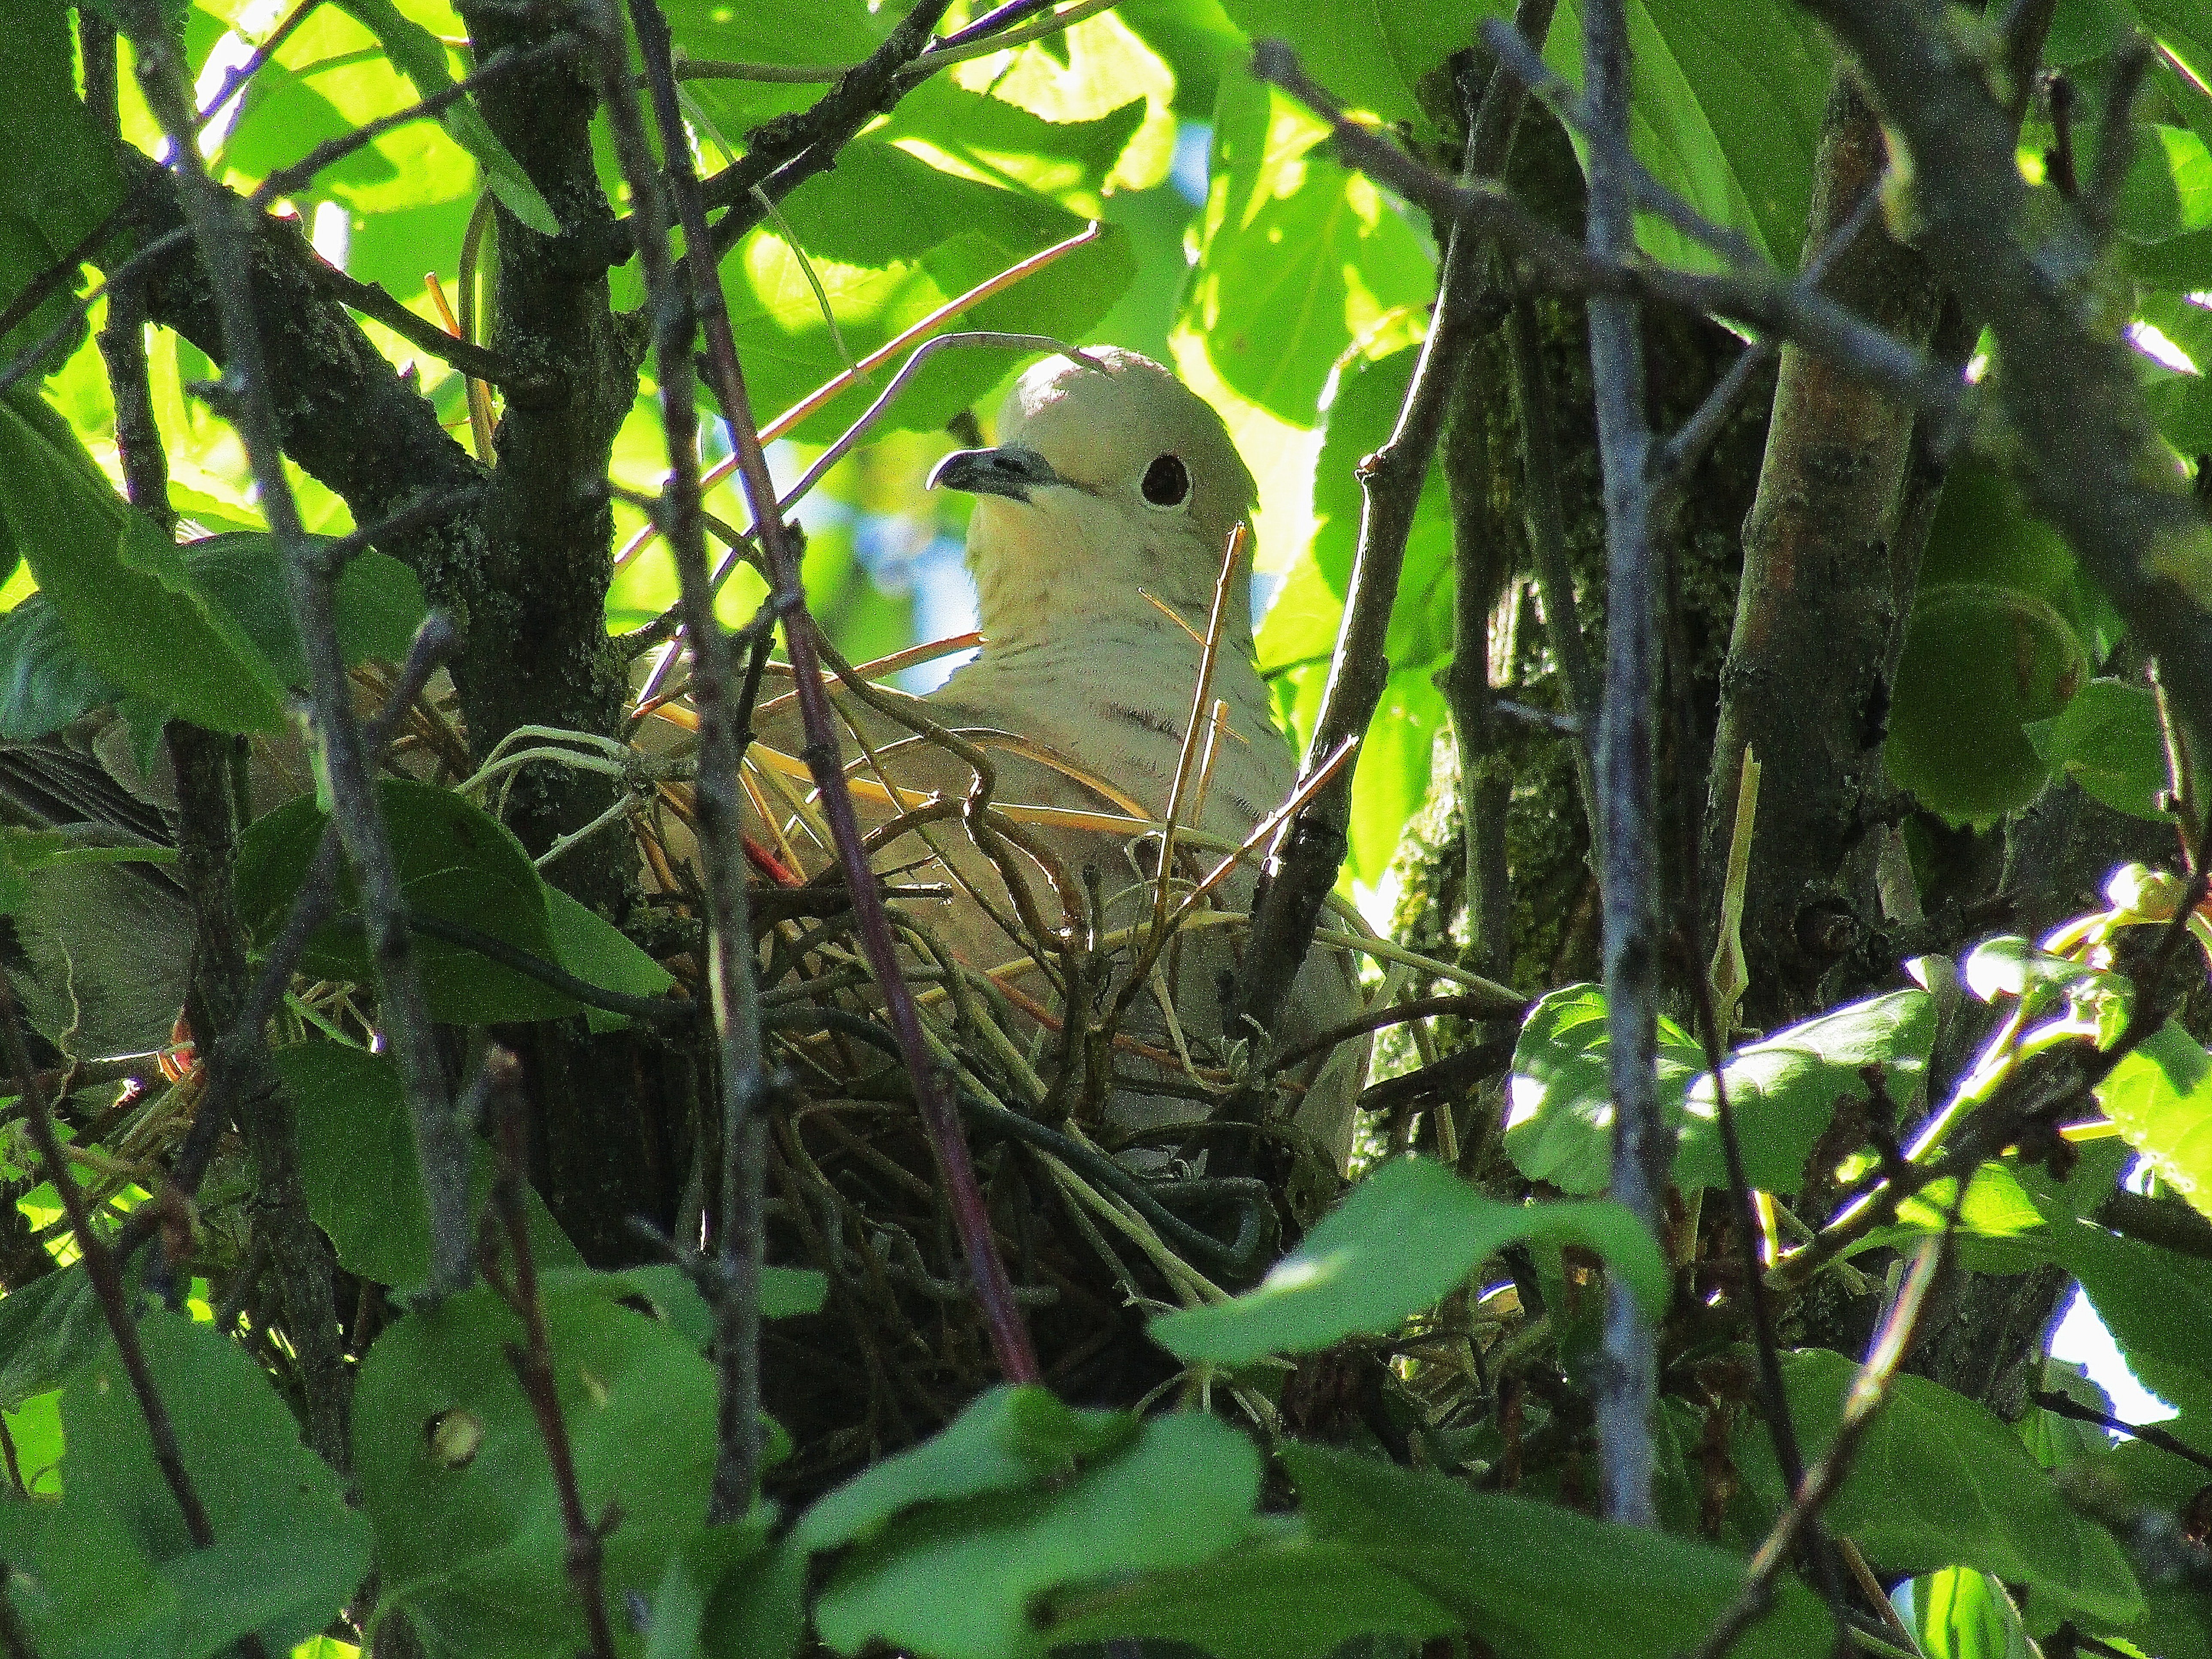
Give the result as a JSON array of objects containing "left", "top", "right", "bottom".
[{"left": 1141, "top": 454, "right": 1191, "bottom": 508}]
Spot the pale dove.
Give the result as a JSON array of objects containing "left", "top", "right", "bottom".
[{"left": 732, "top": 347, "right": 1369, "bottom": 1170}]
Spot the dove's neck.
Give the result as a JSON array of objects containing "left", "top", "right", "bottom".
[{"left": 942, "top": 623, "right": 1295, "bottom": 837}]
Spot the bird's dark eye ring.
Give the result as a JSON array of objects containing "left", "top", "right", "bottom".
[{"left": 1141, "top": 453, "right": 1191, "bottom": 507}]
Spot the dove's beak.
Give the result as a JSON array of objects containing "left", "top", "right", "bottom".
[{"left": 928, "top": 446, "right": 1063, "bottom": 504}]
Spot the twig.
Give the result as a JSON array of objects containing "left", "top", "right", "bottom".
[
  {"left": 592, "top": 0, "right": 775, "bottom": 1522},
  {"left": 622, "top": 0, "right": 1042, "bottom": 1392},
  {"left": 1578, "top": 0, "right": 1669, "bottom": 1530},
  {"left": 247, "top": 40, "right": 582, "bottom": 210},
  {"left": 477, "top": 1050, "right": 620, "bottom": 1659},
  {"left": 1793, "top": 0, "right": 2212, "bottom": 764},
  {"left": 0, "top": 974, "right": 267, "bottom": 1656},
  {"left": 1690, "top": 1219, "right": 1960, "bottom": 1659},
  {"left": 1251, "top": 44, "right": 1960, "bottom": 419},
  {"left": 1233, "top": 12, "right": 1544, "bottom": 1045},
  {"left": 304, "top": 261, "right": 519, "bottom": 387},
  {"left": 117, "top": 0, "right": 473, "bottom": 1298},
  {"left": 2030, "top": 1390, "right": 2212, "bottom": 1474},
  {"left": 696, "top": 0, "right": 952, "bottom": 252},
  {"left": 114, "top": 615, "right": 460, "bottom": 1264}
]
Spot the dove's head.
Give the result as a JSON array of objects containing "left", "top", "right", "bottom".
[{"left": 930, "top": 347, "right": 1259, "bottom": 650}]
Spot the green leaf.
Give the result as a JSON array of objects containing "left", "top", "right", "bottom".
[
  {"left": 2039, "top": 1208, "right": 2212, "bottom": 1416},
  {"left": 543, "top": 887, "right": 678, "bottom": 1034},
  {"left": 710, "top": 140, "right": 1134, "bottom": 442},
  {"left": 1283, "top": 1441, "right": 1836, "bottom": 1659},
  {"left": 329, "top": 0, "right": 559, "bottom": 234},
  {"left": 0, "top": 1264, "right": 106, "bottom": 1412},
  {"left": 184, "top": 534, "right": 430, "bottom": 684},
  {"left": 1960, "top": 934, "right": 2114, "bottom": 1005},
  {"left": 0, "top": 5, "right": 124, "bottom": 360},
  {"left": 1190, "top": 73, "right": 1435, "bottom": 423},
  {"left": 0, "top": 391, "right": 287, "bottom": 735},
  {"left": 2097, "top": 1022, "right": 2212, "bottom": 1225},
  {"left": 1505, "top": 984, "right": 1707, "bottom": 1194},
  {"left": 1736, "top": 1349, "right": 2143, "bottom": 1626},
  {"left": 881, "top": 80, "right": 1151, "bottom": 218},
  {"left": 1679, "top": 989, "right": 1936, "bottom": 1193},
  {"left": 1037, "top": 1535, "right": 1458, "bottom": 1659},
  {"left": 0, "top": 1313, "right": 371, "bottom": 1659},
  {"left": 1150, "top": 1157, "right": 1668, "bottom": 1364},
  {"left": 236, "top": 776, "right": 579, "bottom": 1024},
  {"left": 813, "top": 1413, "right": 1263, "bottom": 1659},
  {"left": 796, "top": 1384, "right": 1138, "bottom": 1554},
  {"left": 2023, "top": 678, "right": 2171, "bottom": 821},
  {"left": 2117, "top": 124, "right": 2212, "bottom": 244},
  {"left": 1912, "top": 1566, "right": 2036, "bottom": 1659},
  {"left": 0, "top": 592, "right": 118, "bottom": 739},
  {"left": 354, "top": 1279, "right": 719, "bottom": 1657},
  {"left": 277, "top": 1039, "right": 583, "bottom": 1291}
]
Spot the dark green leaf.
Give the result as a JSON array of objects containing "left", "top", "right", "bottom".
[
  {"left": 797, "top": 1384, "right": 1138, "bottom": 1554},
  {"left": 236, "top": 777, "right": 578, "bottom": 1024},
  {"left": 0, "top": 6, "right": 123, "bottom": 360},
  {"left": 1038, "top": 1536, "right": 1458, "bottom": 1659},
  {"left": 1151, "top": 1157, "right": 1668, "bottom": 1364},
  {"left": 543, "top": 887, "right": 678, "bottom": 1034},
  {"left": 2023, "top": 678, "right": 2170, "bottom": 820},
  {"left": 354, "top": 1280, "right": 718, "bottom": 1656},
  {"left": 277, "top": 1039, "right": 583, "bottom": 1290},
  {"left": 1736, "top": 1349, "right": 2143, "bottom": 1626},
  {"left": 2117, "top": 124, "right": 2212, "bottom": 244},
  {"left": 0, "top": 1313, "right": 371, "bottom": 1659},
  {"left": 814, "top": 1413, "right": 1263, "bottom": 1659},
  {"left": 0, "top": 391, "right": 286, "bottom": 735},
  {"left": 0, "top": 592, "right": 117, "bottom": 739},
  {"left": 1284, "top": 1441, "right": 1835, "bottom": 1659},
  {"left": 0, "top": 1265, "right": 104, "bottom": 1412}
]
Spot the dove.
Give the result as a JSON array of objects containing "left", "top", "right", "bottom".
[{"left": 732, "top": 347, "right": 1370, "bottom": 1170}]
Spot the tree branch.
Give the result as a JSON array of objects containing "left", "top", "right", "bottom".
[{"left": 1234, "top": 14, "right": 1545, "bottom": 1044}]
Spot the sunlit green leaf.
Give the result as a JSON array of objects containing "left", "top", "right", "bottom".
[
  {"left": 1737, "top": 1349, "right": 2143, "bottom": 1627},
  {"left": 1505, "top": 984, "right": 1706, "bottom": 1194},
  {"left": 2024, "top": 678, "right": 2171, "bottom": 821},
  {"left": 1151, "top": 1157, "right": 1668, "bottom": 1364},
  {"left": 2097, "top": 1022, "right": 2212, "bottom": 1226}
]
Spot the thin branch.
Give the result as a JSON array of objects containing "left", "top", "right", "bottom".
[
  {"left": 696, "top": 0, "right": 952, "bottom": 246},
  {"left": 2031, "top": 1390, "right": 2212, "bottom": 1474},
  {"left": 1792, "top": 0, "right": 2212, "bottom": 764},
  {"left": 247, "top": 40, "right": 581, "bottom": 210},
  {"left": 1579, "top": 0, "right": 1668, "bottom": 1530},
  {"left": 1252, "top": 43, "right": 1960, "bottom": 420},
  {"left": 478, "top": 1050, "right": 620, "bottom": 1659},
  {"left": 1692, "top": 1220, "right": 1960, "bottom": 1659},
  {"left": 589, "top": 0, "right": 776, "bottom": 1521},
  {"left": 0, "top": 975, "right": 267, "bottom": 1657},
  {"left": 623, "top": 0, "right": 1042, "bottom": 1394},
  {"left": 1233, "top": 11, "right": 1546, "bottom": 1044},
  {"left": 114, "top": 614, "right": 460, "bottom": 1265},
  {"left": 116, "top": 0, "right": 473, "bottom": 1299}
]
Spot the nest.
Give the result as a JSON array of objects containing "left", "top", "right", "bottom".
[{"left": 620, "top": 633, "right": 1475, "bottom": 1501}]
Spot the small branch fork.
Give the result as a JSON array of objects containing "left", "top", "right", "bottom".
[
  {"left": 1232, "top": 0, "right": 1550, "bottom": 1049},
  {"left": 115, "top": 0, "right": 476, "bottom": 1299},
  {"left": 0, "top": 972, "right": 266, "bottom": 1659},
  {"left": 583, "top": 0, "right": 778, "bottom": 1522},
  {"left": 479, "top": 1050, "right": 621, "bottom": 1659}
]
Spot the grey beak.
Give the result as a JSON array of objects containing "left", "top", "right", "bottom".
[{"left": 928, "top": 446, "right": 1062, "bottom": 504}]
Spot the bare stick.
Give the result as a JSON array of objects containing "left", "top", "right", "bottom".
[
  {"left": 0, "top": 975, "right": 269, "bottom": 1657},
  {"left": 117, "top": 0, "right": 474, "bottom": 1299},
  {"left": 1691, "top": 1220, "right": 1959, "bottom": 1659},
  {"left": 590, "top": 0, "right": 775, "bottom": 1520},
  {"left": 623, "top": 0, "right": 1042, "bottom": 1388},
  {"left": 479, "top": 1051, "right": 620, "bottom": 1659},
  {"left": 1233, "top": 7, "right": 1547, "bottom": 1045}
]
